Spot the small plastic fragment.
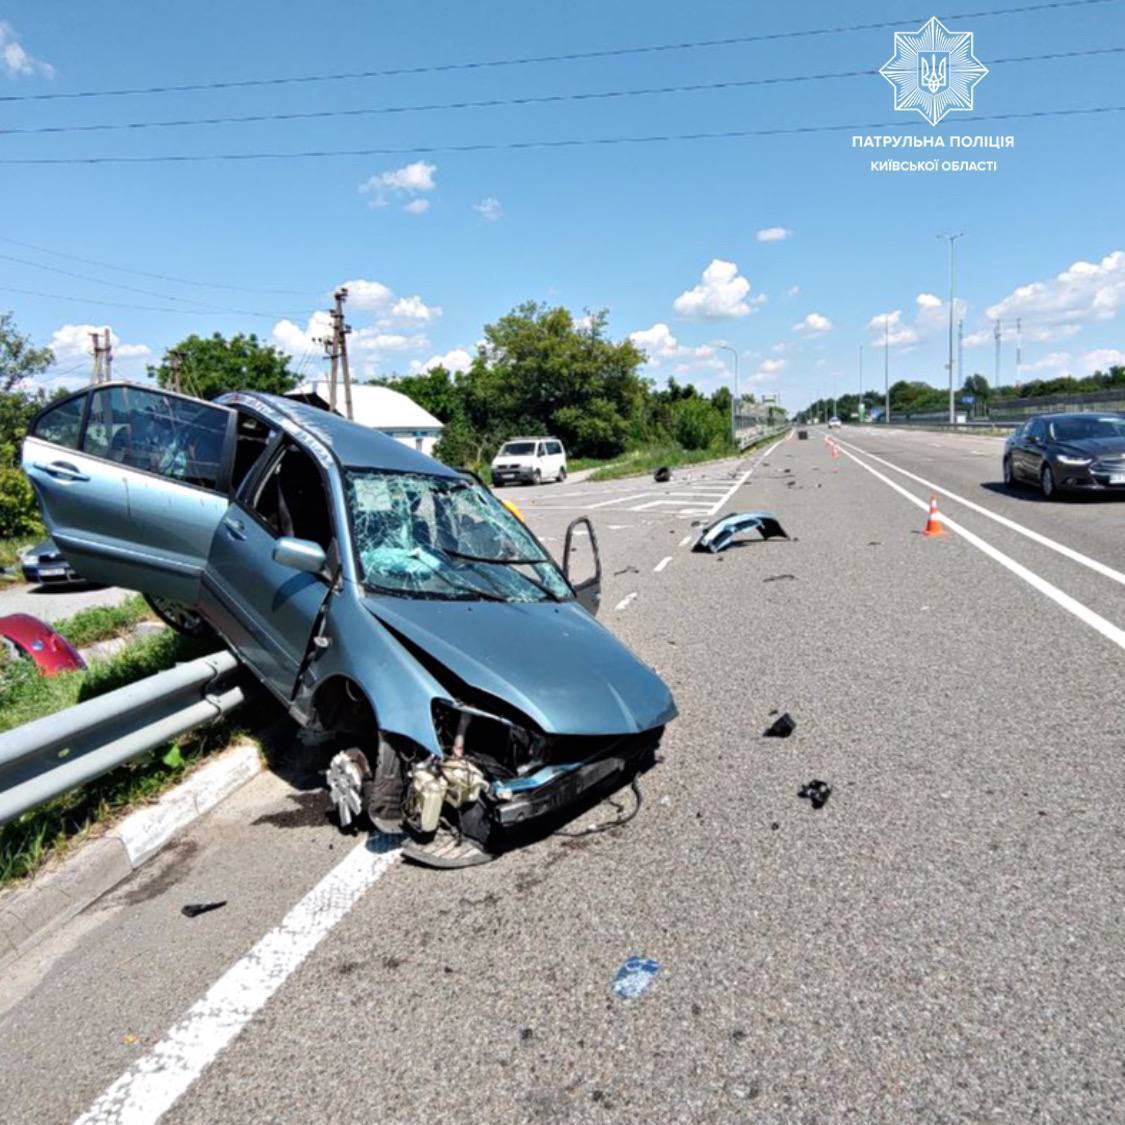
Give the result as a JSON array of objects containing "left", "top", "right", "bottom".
[
  {"left": 614, "top": 565, "right": 640, "bottom": 576},
  {"left": 612, "top": 957, "right": 661, "bottom": 999},
  {"left": 764, "top": 712, "right": 796, "bottom": 738},
  {"left": 762, "top": 574, "right": 797, "bottom": 583},
  {"left": 797, "top": 780, "right": 832, "bottom": 809},
  {"left": 181, "top": 901, "right": 227, "bottom": 918}
]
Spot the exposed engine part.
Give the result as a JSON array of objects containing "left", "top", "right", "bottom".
[
  {"left": 406, "top": 757, "right": 487, "bottom": 833},
  {"left": 403, "top": 830, "right": 494, "bottom": 869},
  {"left": 326, "top": 749, "right": 371, "bottom": 830},
  {"left": 451, "top": 709, "right": 471, "bottom": 757}
]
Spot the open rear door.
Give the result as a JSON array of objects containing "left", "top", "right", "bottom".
[{"left": 563, "top": 516, "right": 602, "bottom": 616}]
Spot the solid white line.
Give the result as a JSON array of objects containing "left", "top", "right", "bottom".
[
  {"left": 836, "top": 436, "right": 1125, "bottom": 590},
  {"left": 837, "top": 445, "right": 1125, "bottom": 652},
  {"left": 75, "top": 837, "right": 401, "bottom": 1125},
  {"left": 703, "top": 437, "right": 785, "bottom": 517},
  {"left": 654, "top": 556, "right": 672, "bottom": 573},
  {"left": 615, "top": 592, "right": 638, "bottom": 611},
  {"left": 679, "top": 534, "right": 693, "bottom": 547}
]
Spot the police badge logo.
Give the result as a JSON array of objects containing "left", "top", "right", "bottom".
[{"left": 880, "top": 16, "right": 988, "bottom": 126}]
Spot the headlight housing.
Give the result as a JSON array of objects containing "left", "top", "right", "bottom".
[{"left": 1056, "top": 454, "right": 1092, "bottom": 466}]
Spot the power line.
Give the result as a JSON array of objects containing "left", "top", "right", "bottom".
[
  {"left": 0, "top": 283, "right": 288, "bottom": 318},
  {"left": 3, "top": 46, "right": 1117, "bottom": 137},
  {"left": 0, "top": 0, "right": 1111, "bottom": 104},
  {"left": 2, "top": 104, "right": 1120, "bottom": 166},
  {"left": 0, "top": 234, "right": 311, "bottom": 297},
  {"left": 0, "top": 250, "right": 299, "bottom": 319}
]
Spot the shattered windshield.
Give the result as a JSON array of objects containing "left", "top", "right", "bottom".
[{"left": 346, "top": 469, "right": 572, "bottom": 603}]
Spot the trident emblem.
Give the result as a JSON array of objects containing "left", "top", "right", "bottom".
[{"left": 920, "top": 53, "right": 948, "bottom": 93}]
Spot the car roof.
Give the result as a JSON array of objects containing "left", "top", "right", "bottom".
[
  {"left": 504, "top": 436, "right": 558, "bottom": 442},
  {"left": 1034, "top": 411, "right": 1125, "bottom": 421},
  {"left": 219, "top": 391, "right": 462, "bottom": 477}
]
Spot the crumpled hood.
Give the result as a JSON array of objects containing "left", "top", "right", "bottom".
[{"left": 362, "top": 596, "right": 677, "bottom": 736}]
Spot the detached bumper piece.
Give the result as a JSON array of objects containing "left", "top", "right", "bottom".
[{"left": 693, "top": 512, "right": 789, "bottom": 554}]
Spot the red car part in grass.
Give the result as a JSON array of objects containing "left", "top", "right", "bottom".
[{"left": 0, "top": 613, "right": 86, "bottom": 676}]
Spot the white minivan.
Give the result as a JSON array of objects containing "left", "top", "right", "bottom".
[{"left": 490, "top": 437, "right": 567, "bottom": 486}]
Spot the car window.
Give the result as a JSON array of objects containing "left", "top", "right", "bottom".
[
  {"left": 251, "top": 444, "right": 333, "bottom": 550},
  {"left": 31, "top": 393, "right": 85, "bottom": 449},
  {"left": 346, "top": 469, "right": 570, "bottom": 603},
  {"left": 1049, "top": 415, "right": 1125, "bottom": 442},
  {"left": 83, "top": 386, "right": 229, "bottom": 490},
  {"left": 500, "top": 442, "right": 535, "bottom": 456},
  {"left": 231, "top": 410, "right": 277, "bottom": 493},
  {"left": 537, "top": 443, "right": 547, "bottom": 457},
  {"left": 550, "top": 442, "right": 563, "bottom": 455},
  {"left": 1028, "top": 419, "right": 1047, "bottom": 441}
]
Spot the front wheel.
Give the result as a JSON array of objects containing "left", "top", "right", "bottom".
[
  {"left": 1039, "top": 462, "right": 1057, "bottom": 500},
  {"left": 144, "top": 594, "right": 213, "bottom": 638},
  {"left": 532, "top": 469, "right": 541, "bottom": 486},
  {"left": 557, "top": 466, "right": 567, "bottom": 482}
]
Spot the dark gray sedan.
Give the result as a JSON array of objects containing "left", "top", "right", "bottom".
[{"left": 1003, "top": 412, "right": 1125, "bottom": 499}]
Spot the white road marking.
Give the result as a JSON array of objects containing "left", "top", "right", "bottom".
[
  {"left": 615, "top": 592, "right": 638, "bottom": 611},
  {"left": 837, "top": 445, "right": 1125, "bottom": 652},
  {"left": 588, "top": 492, "right": 652, "bottom": 509},
  {"left": 703, "top": 437, "right": 787, "bottom": 517},
  {"left": 74, "top": 837, "right": 401, "bottom": 1125},
  {"left": 679, "top": 534, "right": 693, "bottom": 547},
  {"left": 654, "top": 556, "right": 672, "bottom": 573},
  {"left": 837, "top": 436, "right": 1125, "bottom": 590},
  {"left": 607, "top": 524, "right": 632, "bottom": 530}
]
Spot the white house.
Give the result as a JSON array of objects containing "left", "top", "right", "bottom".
[{"left": 289, "top": 381, "right": 444, "bottom": 457}]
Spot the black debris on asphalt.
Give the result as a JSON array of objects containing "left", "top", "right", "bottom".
[
  {"left": 764, "top": 712, "right": 796, "bottom": 738},
  {"left": 614, "top": 565, "right": 640, "bottom": 576},
  {"left": 770, "top": 821, "right": 780, "bottom": 831},
  {"left": 654, "top": 466, "right": 672, "bottom": 483},
  {"left": 181, "top": 901, "right": 227, "bottom": 918},
  {"left": 797, "top": 780, "right": 832, "bottom": 809},
  {"left": 867, "top": 541, "right": 881, "bottom": 546},
  {"left": 763, "top": 574, "right": 797, "bottom": 583}
]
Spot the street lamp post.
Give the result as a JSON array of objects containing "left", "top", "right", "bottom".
[
  {"left": 859, "top": 344, "right": 864, "bottom": 422},
  {"left": 883, "top": 313, "right": 890, "bottom": 424},
  {"left": 937, "top": 232, "right": 965, "bottom": 424},
  {"left": 715, "top": 344, "right": 740, "bottom": 446}
]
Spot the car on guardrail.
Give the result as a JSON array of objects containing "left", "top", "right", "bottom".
[
  {"left": 21, "top": 383, "right": 676, "bottom": 867},
  {"left": 1003, "top": 412, "right": 1125, "bottom": 499}
]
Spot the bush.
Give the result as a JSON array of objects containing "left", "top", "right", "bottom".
[
  {"left": 670, "top": 397, "right": 728, "bottom": 450},
  {"left": 0, "top": 466, "right": 42, "bottom": 539}
]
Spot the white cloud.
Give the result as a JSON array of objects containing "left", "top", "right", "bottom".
[
  {"left": 1021, "top": 351, "right": 1071, "bottom": 373},
  {"left": 749, "top": 357, "right": 786, "bottom": 383},
  {"left": 359, "top": 161, "right": 438, "bottom": 211},
  {"left": 351, "top": 329, "right": 429, "bottom": 354},
  {"left": 868, "top": 309, "right": 919, "bottom": 348},
  {"left": 270, "top": 311, "right": 333, "bottom": 358},
  {"left": 756, "top": 227, "right": 793, "bottom": 242},
  {"left": 629, "top": 322, "right": 719, "bottom": 370},
  {"left": 984, "top": 250, "right": 1125, "bottom": 340},
  {"left": 793, "top": 312, "right": 833, "bottom": 334},
  {"left": 0, "top": 22, "right": 53, "bottom": 79},
  {"left": 785, "top": 285, "right": 801, "bottom": 298},
  {"left": 410, "top": 348, "right": 474, "bottom": 375},
  {"left": 403, "top": 199, "right": 430, "bottom": 215},
  {"left": 916, "top": 292, "right": 943, "bottom": 309},
  {"left": 48, "top": 324, "right": 150, "bottom": 363},
  {"left": 390, "top": 295, "right": 442, "bottom": 323},
  {"left": 1082, "top": 347, "right": 1125, "bottom": 373},
  {"left": 473, "top": 197, "right": 503, "bottom": 222},
  {"left": 673, "top": 260, "right": 760, "bottom": 321},
  {"left": 338, "top": 279, "right": 393, "bottom": 311}
]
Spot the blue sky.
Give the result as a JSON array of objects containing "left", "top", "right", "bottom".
[{"left": 1, "top": 0, "right": 1122, "bottom": 410}]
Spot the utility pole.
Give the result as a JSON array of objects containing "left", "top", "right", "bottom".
[
  {"left": 883, "top": 314, "right": 890, "bottom": 424},
  {"left": 316, "top": 288, "right": 353, "bottom": 419},
  {"left": 858, "top": 344, "right": 864, "bottom": 422},
  {"left": 937, "top": 232, "right": 964, "bottom": 423},
  {"left": 168, "top": 349, "right": 185, "bottom": 394},
  {"left": 994, "top": 319, "right": 1001, "bottom": 386},
  {"left": 89, "top": 328, "right": 112, "bottom": 385}
]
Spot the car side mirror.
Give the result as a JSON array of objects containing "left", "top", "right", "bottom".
[{"left": 273, "top": 536, "right": 327, "bottom": 576}]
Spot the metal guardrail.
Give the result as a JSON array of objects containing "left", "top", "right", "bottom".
[
  {"left": 881, "top": 419, "right": 1017, "bottom": 433},
  {"left": 0, "top": 650, "right": 245, "bottom": 825},
  {"left": 736, "top": 423, "right": 790, "bottom": 449}
]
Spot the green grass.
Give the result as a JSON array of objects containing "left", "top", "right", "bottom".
[
  {"left": 0, "top": 628, "right": 232, "bottom": 884},
  {"left": 53, "top": 594, "right": 155, "bottom": 649},
  {"left": 566, "top": 455, "right": 615, "bottom": 473},
  {"left": 587, "top": 430, "right": 786, "bottom": 482},
  {"left": 0, "top": 533, "right": 39, "bottom": 578}
]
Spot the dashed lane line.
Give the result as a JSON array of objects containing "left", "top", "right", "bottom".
[
  {"left": 679, "top": 534, "right": 693, "bottom": 547},
  {"left": 614, "top": 592, "right": 638, "bottom": 611},
  {"left": 654, "top": 556, "right": 672, "bottom": 573}
]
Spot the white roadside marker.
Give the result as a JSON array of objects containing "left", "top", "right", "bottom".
[
  {"left": 654, "top": 556, "right": 672, "bottom": 573},
  {"left": 837, "top": 445, "right": 1125, "bottom": 652},
  {"left": 74, "top": 837, "right": 401, "bottom": 1125},
  {"left": 615, "top": 592, "right": 638, "bottom": 611}
]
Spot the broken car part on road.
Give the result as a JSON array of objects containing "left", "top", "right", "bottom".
[
  {"left": 23, "top": 384, "right": 677, "bottom": 867},
  {"left": 692, "top": 512, "right": 789, "bottom": 554},
  {"left": 798, "top": 780, "right": 831, "bottom": 809},
  {"left": 653, "top": 466, "right": 672, "bottom": 483},
  {"left": 0, "top": 613, "right": 86, "bottom": 676},
  {"left": 763, "top": 712, "right": 796, "bottom": 738}
]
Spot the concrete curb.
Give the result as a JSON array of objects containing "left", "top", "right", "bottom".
[{"left": 0, "top": 739, "right": 261, "bottom": 967}]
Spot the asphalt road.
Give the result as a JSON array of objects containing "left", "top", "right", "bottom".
[
  {"left": 3, "top": 427, "right": 1124, "bottom": 1124},
  {"left": 0, "top": 580, "right": 131, "bottom": 623}
]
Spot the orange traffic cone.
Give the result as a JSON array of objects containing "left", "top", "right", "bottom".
[{"left": 922, "top": 494, "right": 946, "bottom": 537}]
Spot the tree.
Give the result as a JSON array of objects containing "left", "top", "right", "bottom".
[
  {"left": 0, "top": 312, "right": 53, "bottom": 394},
  {"left": 149, "top": 333, "right": 296, "bottom": 400}
]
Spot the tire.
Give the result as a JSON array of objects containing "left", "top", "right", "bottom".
[
  {"left": 1039, "top": 462, "right": 1057, "bottom": 500},
  {"left": 558, "top": 466, "right": 567, "bottom": 482},
  {"left": 1002, "top": 456, "right": 1016, "bottom": 489},
  {"left": 532, "top": 469, "right": 541, "bottom": 486},
  {"left": 144, "top": 594, "right": 214, "bottom": 638}
]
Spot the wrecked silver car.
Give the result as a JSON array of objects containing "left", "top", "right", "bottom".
[{"left": 22, "top": 383, "right": 677, "bottom": 866}]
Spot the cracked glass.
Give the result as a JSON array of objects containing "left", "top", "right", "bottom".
[{"left": 346, "top": 470, "right": 571, "bottom": 603}]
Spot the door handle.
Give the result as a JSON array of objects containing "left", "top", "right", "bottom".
[
  {"left": 223, "top": 517, "right": 246, "bottom": 541},
  {"left": 33, "top": 461, "right": 89, "bottom": 482}
]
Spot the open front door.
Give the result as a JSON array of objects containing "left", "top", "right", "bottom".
[
  {"left": 563, "top": 516, "right": 602, "bottom": 616},
  {"left": 23, "top": 384, "right": 235, "bottom": 603}
]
